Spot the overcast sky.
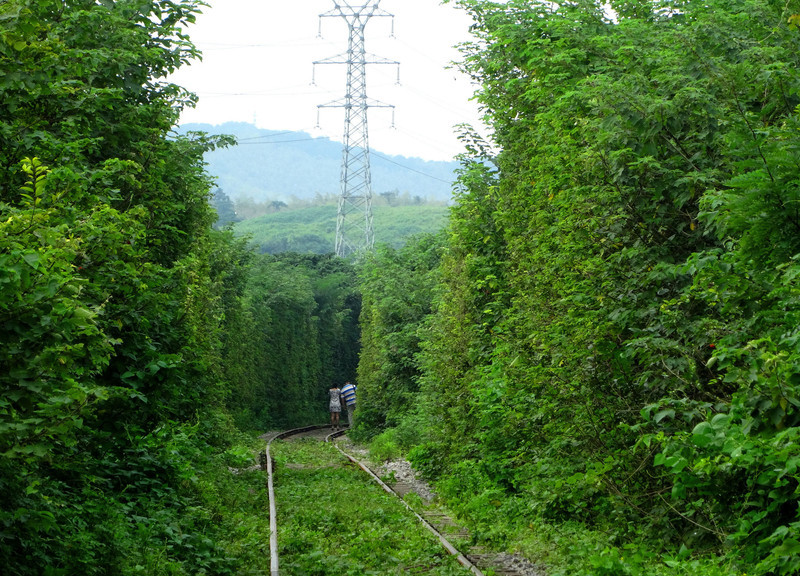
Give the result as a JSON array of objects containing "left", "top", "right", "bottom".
[{"left": 170, "top": 0, "right": 487, "bottom": 162}]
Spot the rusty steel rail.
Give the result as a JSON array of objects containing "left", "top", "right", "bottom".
[
  {"left": 326, "top": 435, "right": 485, "bottom": 576},
  {"left": 265, "top": 424, "right": 331, "bottom": 575},
  {"left": 267, "top": 425, "right": 484, "bottom": 576}
]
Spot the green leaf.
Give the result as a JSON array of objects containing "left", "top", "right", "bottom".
[
  {"left": 710, "top": 413, "right": 729, "bottom": 428},
  {"left": 692, "top": 422, "right": 715, "bottom": 447},
  {"left": 771, "top": 538, "right": 800, "bottom": 557},
  {"left": 22, "top": 252, "right": 40, "bottom": 270},
  {"left": 654, "top": 409, "right": 675, "bottom": 424},
  {"left": 72, "top": 307, "right": 95, "bottom": 320}
]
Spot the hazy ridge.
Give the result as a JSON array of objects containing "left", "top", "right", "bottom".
[{"left": 180, "top": 122, "right": 459, "bottom": 203}]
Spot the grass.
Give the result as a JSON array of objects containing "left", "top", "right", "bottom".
[
  {"left": 270, "top": 439, "right": 472, "bottom": 576},
  {"left": 195, "top": 434, "right": 273, "bottom": 573}
]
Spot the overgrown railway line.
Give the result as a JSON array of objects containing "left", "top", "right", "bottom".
[{"left": 265, "top": 426, "right": 541, "bottom": 576}]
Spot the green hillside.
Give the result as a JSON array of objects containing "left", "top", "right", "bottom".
[{"left": 234, "top": 203, "right": 449, "bottom": 254}]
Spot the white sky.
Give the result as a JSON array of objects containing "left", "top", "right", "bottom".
[{"left": 170, "top": 0, "right": 487, "bottom": 162}]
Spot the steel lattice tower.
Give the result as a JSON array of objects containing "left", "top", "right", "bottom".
[{"left": 314, "top": 1, "right": 398, "bottom": 257}]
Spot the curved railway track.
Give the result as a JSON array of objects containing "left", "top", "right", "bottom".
[{"left": 265, "top": 425, "right": 540, "bottom": 576}]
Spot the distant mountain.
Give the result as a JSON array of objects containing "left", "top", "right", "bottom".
[{"left": 179, "top": 122, "right": 459, "bottom": 203}]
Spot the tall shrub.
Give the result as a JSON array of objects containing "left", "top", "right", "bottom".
[{"left": 414, "top": 0, "right": 800, "bottom": 570}]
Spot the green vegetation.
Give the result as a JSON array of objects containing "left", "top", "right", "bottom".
[
  {"left": 355, "top": 0, "right": 800, "bottom": 574},
  {"left": 225, "top": 252, "right": 361, "bottom": 430},
  {"left": 0, "top": 2, "right": 358, "bottom": 573},
  {"left": 234, "top": 202, "right": 450, "bottom": 255},
  {"left": 6, "top": 0, "right": 800, "bottom": 574},
  {"left": 355, "top": 234, "right": 444, "bottom": 442},
  {"left": 271, "top": 439, "right": 471, "bottom": 576}
]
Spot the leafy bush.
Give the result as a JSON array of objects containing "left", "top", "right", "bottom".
[
  {"left": 0, "top": 2, "right": 282, "bottom": 574},
  {"left": 369, "top": 428, "right": 401, "bottom": 462},
  {"left": 408, "top": 442, "right": 450, "bottom": 481},
  {"left": 222, "top": 445, "right": 257, "bottom": 469}
]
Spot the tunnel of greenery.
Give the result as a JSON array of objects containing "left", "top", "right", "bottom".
[{"left": 3, "top": 0, "right": 800, "bottom": 575}]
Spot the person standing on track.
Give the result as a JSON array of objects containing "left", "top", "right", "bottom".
[
  {"left": 329, "top": 384, "right": 342, "bottom": 430},
  {"left": 340, "top": 381, "right": 357, "bottom": 428}
]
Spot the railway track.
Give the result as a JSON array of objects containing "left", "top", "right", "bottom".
[{"left": 265, "top": 425, "right": 542, "bottom": 576}]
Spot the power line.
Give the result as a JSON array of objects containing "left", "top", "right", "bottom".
[
  {"left": 237, "top": 131, "right": 297, "bottom": 141},
  {"left": 370, "top": 151, "right": 454, "bottom": 183},
  {"left": 237, "top": 137, "right": 322, "bottom": 145},
  {"left": 200, "top": 37, "right": 333, "bottom": 50}
]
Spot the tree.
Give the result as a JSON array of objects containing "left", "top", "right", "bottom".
[
  {"left": 211, "top": 188, "right": 240, "bottom": 228},
  {"left": 0, "top": 1, "right": 247, "bottom": 572},
  {"left": 401, "top": 0, "right": 800, "bottom": 571},
  {"left": 224, "top": 253, "right": 361, "bottom": 430},
  {"left": 356, "top": 234, "right": 444, "bottom": 440}
]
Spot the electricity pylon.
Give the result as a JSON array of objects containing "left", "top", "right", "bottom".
[{"left": 314, "top": 1, "right": 398, "bottom": 257}]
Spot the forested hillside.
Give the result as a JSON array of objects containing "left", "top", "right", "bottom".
[
  {"left": 233, "top": 202, "right": 449, "bottom": 254},
  {"left": 355, "top": 1, "right": 800, "bottom": 574}
]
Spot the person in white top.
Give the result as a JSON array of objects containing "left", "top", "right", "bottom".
[{"left": 329, "top": 385, "right": 342, "bottom": 430}]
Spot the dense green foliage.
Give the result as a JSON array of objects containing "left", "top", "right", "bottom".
[
  {"left": 210, "top": 188, "right": 241, "bottom": 228},
  {"left": 224, "top": 252, "right": 361, "bottom": 430},
  {"left": 234, "top": 202, "right": 450, "bottom": 255},
  {"left": 0, "top": 1, "right": 248, "bottom": 572},
  {"left": 355, "top": 234, "right": 445, "bottom": 443},
  {"left": 0, "top": 2, "right": 360, "bottom": 573},
  {"left": 357, "top": 0, "right": 800, "bottom": 573},
  {"left": 8, "top": 0, "right": 800, "bottom": 572}
]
